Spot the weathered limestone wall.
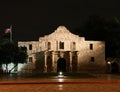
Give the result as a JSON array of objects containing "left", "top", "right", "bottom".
[
  {"left": 78, "top": 41, "right": 106, "bottom": 73},
  {"left": 18, "top": 26, "right": 106, "bottom": 73}
]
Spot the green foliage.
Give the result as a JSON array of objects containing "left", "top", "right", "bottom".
[
  {"left": 0, "top": 41, "right": 27, "bottom": 73},
  {"left": 75, "top": 15, "right": 120, "bottom": 58},
  {"left": 14, "top": 46, "right": 28, "bottom": 64}
]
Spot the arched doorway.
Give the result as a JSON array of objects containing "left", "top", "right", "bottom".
[
  {"left": 111, "top": 62, "right": 119, "bottom": 73},
  {"left": 57, "top": 58, "right": 66, "bottom": 72}
]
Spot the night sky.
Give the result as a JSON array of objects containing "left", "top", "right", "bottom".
[{"left": 0, "top": 0, "right": 120, "bottom": 41}]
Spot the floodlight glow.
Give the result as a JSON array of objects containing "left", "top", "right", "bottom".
[
  {"left": 58, "top": 78, "right": 64, "bottom": 82},
  {"left": 58, "top": 85, "right": 63, "bottom": 90},
  {"left": 107, "top": 61, "right": 111, "bottom": 64},
  {"left": 58, "top": 72, "right": 64, "bottom": 78},
  {"left": 59, "top": 72, "right": 62, "bottom": 75}
]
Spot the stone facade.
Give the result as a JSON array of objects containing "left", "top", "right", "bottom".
[{"left": 18, "top": 26, "right": 106, "bottom": 73}]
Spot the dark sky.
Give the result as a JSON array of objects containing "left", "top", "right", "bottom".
[{"left": 0, "top": 0, "right": 120, "bottom": 41}]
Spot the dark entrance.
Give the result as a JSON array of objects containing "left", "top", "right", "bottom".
[
  {"left": 111, "top": 62, "right": 119, "bottom": 73},
  {"left": 57, "top": 58, "right": 66, "bottom": 72}
]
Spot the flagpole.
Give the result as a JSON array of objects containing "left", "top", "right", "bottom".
[{"left": 10, "top": 25, "right": 12, "bottom": 42}]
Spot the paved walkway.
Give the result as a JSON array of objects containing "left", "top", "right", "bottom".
[
  {"left": 0, "top": 74, "right": 120, "bottom": 92},
  {"left": 0, "top": 83, "right": 119, "bottom": 92}
]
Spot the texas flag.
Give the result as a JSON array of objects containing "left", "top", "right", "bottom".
[
  {"left": 5, "top": 28, "right": 11, "bottom": 34},
  {"left": 3, "top": 25, "right": 12, "bottom": 42}
]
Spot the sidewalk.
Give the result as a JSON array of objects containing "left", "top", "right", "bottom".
[
  {"left": 0, "top": 78, "right": 120, "bottom": 92},
  {"left": 0, "top": 74, "right": 120, "bottom": 92},
  {"left": 0, "top": 74, "right": 120, "bottom": 84}
]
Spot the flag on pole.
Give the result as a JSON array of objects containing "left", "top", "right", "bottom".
[
  {"left": 4, "top": 25, "right": 12, "bottom": 42},
  {"left": 10, "top": 25, "right": 12, "bottom": 42},
  {"left": 5, "top": 28, "right": 11, "bottom": 34}
]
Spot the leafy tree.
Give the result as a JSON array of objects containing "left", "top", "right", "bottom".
[
  {"left": 0, "top": 42, "right": 27, "bottom": 73},
  {"left": 9, "top": 46, "right": 28, "bottom": 73},
  {"left": 0, "top": 28, "right": 28, "bottom": 73},
  {"left": 75, "top": 15, "right": 120, "bottom": 58}
]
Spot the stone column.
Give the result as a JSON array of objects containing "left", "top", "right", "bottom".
[
  {"left": 77, "top": 52, "right": 80, "bottom": 72},
  {"left": 52, "top": 51, "right": 59, "bottom": 72},
  {"left": 69, "top": 52, "right": 73, "bottom": 72},
  {"left": 44, "top": 51, "right": 47, "bottom": 72},
  {"left": 52, "top": 52, "right": 55, "bottom": 72},
  {"left": 56, "top": 41, "right": 58, "bottom": 51}
]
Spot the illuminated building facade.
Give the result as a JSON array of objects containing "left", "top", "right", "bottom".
[{"left": 18, "top": 26, "right": 106, "bottom": 73}]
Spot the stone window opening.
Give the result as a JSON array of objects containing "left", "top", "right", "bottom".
[
  {"left": 29, "top": 44, "right": 32, "bottom": 50},
  {"left": 90, "top": 57, "right": 95, "bottom": 62},
  {"left": 72, "top": 42, "right": 76, "bottom": 50},
  {"left": 90, "top": 43, "right": 93, "bottom": 50},
  {"left": 47, "top": 42, "right": 51, "bottom": 50},
  {"left": 29, "top": 57, "right": 33, "bottom": 62},
  {"left": 59, "top": 41, "right": 64, "bottom": 49}
]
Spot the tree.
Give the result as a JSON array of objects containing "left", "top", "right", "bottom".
[
  {"left": 0, "top": 42, "right": 27, "bottom": 73},
  {"left": 0, "top": 28, "right": 28, "bottom": 73},
  {"left": 75, "top": 15, "right": 120, "bottom": 58},
  {"left": 9, "top": 46, "right": 28, "bottom": 73}
]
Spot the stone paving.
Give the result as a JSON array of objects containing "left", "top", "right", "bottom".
[
  {"left": 0, "top": 83, "right": 120, "bottom": 92},
  {"left": 0, "top": 74, "right": 120, "bottom": 92}
]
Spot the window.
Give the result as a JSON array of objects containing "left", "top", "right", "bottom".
[
  {"left": 90, "top": 57, "right": 95, "bottom": 62},
  {"left": 47, "top": 42, "right": 51, "bottom": 50},
  {"left": 90, "top": 44, "right": 93, "bottom": 50},
  {"left": 29, "top": 57, "right": 33, "bottom": 62},
  {"left": 29, "top": 44, "right": 32, "bottom": 50},
  {"left": 72, "top": 42, "right": 76, "bottom": 50},
  {"left": 59, "top": 42, "right": 64, "bottom": 49},
  {"left": 40, "top": 47, "right": 42, "bottom": 51}
]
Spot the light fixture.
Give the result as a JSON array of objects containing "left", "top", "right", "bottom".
[{"left": 58, "top": 71, "right": 64, "bottom": 78}]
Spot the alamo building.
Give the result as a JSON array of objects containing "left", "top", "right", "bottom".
[{"left": 18, "top": 26, "right": 106, "bottom": 73}]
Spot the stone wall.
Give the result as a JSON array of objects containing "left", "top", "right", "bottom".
[{"left": 18, "top": 26, "right": 106, "bottom": 73}]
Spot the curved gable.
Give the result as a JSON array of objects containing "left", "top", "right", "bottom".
[{"left": 39, "top": 26, "right": 84, "bottom": 41}]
